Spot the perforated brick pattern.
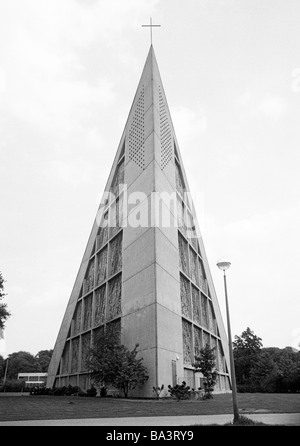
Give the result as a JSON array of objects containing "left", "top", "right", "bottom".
[
  {"left": 159, "top": 86, "right": 173, "bottom": 169},
  {"left": 129, "top": 86, "right": 145, "bottom": 169}
]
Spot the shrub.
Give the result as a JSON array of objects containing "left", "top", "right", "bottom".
[
  {"left": 29, "top": 387, "right": 51, "bottom": 395},
  {"left": 30, "top": 385, "right": 82, "bottom": 396},
  {"left": 86, "top": 386, "right": 97, "bottom": 397},
  {"left": 202, "top": 388, "right": 213, "bottom": 400},
  {"left": 52, "top": 386, "right": 67, "bottom": 396},
  {"left": 100, "top": 386, "right": 107, "bottom": 397},
  {"left": 225, "top": 415, "right": 267, "bottom": 426},
  {"left": 168, "top": 381, "right": 190, "bottom": 401},
  {"left": 0, "top": 379, "right": 26, "bottom": 392},
  {"left": 153, "top": 384, "right": 164, "bottom": 399},
  {"left": 64, "top": 385, "right": 80, "bottom": 396}
]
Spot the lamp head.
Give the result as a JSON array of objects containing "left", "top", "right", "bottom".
[{"left": 217, "top": 257, "right": 231, "bottom": 271}]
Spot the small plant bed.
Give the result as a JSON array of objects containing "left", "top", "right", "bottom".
[
  {"left": 29, "top": 384, "right": 97, "bottom": 397},
  {"left": 225, "top": 415, "right": 267, "bottom": 426}
]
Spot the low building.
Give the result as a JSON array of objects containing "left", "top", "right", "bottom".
[{"left": 17, "top": 373, "right": 47, "bottom": 388}]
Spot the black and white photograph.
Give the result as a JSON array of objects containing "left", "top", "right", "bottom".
[{"left": 0, "top": 0, "right": 300, "bottom": 431}]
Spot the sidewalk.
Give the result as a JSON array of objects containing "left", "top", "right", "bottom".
[{"left": 0, "top": 413, "right": 299, "bottom": 426}]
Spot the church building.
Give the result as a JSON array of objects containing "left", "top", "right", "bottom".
[{"left": 46, "top": 45, "right": 231, "bottom": 397}]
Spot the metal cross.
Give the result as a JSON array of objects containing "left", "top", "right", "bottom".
[{"left": 141, "top": 18, "right": 161, "bottom": 45}]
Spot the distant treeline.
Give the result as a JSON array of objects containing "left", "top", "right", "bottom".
[
  {"left": 233, "top": 328, "right": 300, "bottom": 393},
  {"left": 0, "top": 350, "right": 53, "bottom": 380},
  {"left": 1, "top": 329, "right": 300, "bottom": 394}
]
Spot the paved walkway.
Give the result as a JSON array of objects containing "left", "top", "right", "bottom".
[{"left": 0, "top": 413, "right": 299, "bottom": 426}]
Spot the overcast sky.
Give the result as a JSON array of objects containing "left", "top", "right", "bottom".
[{"left": 1, "top": 0, "right": 300, "bottom": 357}]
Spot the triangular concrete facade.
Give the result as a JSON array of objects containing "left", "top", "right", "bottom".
[{"left": 47, "top": 46, "right": 231, "bottom": 396}]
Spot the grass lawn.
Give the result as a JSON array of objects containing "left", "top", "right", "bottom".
[{"left": 0, "top": 393, "right": 300, "bottom": 422}]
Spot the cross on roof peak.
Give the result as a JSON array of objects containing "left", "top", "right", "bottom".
[{"left": 141, "top": 18, "right": 161, "bottom": 45}]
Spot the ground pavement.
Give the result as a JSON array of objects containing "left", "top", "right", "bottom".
[{"left": 0, "top": 413, "right": 299, "bottom": 426}]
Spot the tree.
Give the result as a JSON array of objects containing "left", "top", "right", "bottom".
[
  {"left": 233, "top": 328, "right": 300, "bottom": 393},
  {"left": 0, "top": 355, "right": 5, "bottom": 380},
  {"left": 233, "top": 327, "right": 262, "bottom": 386},
  {"left": 109, "top": 344, "right": 149, "bottom": 398},
  {"left": 86, "top": 328, "right": 149, "bottom": 398},
  {"left": 5, "top": 351, "right": 38, "bottom": 380},
  {"left": 250, "top": 351, "right": 278, "bottom": 392},
  {"left": 85, "top": 327, "right": 120, "bottom": 388},
  {"left": 263, "top": 347, "right": 300, "bottom": 393},
  {"left": 0, "top": 271, "right": 10, "bottom": 331},
  {"left": 35, "top": 350, "right": 53, "bottom": 372},
  {"left": 193, "top": 345, "right": 218, "bottom": 399},
  {"left": 274, "top": 348, "right": 299, "bottom": 392},
  {"left": 0, "top": 349, "right": 53, "bottom": 381}
]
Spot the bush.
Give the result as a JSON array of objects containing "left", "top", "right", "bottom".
[
  {"left": 152, "top": 384, "right": 164, "bottom": 399},
  {"left": 30, "top": 385, "right": 81, "bottom": 396},
  {"left": 0, "top": 379, "right": 27, "bottom": 392},
  {"left": 64, "top": 385, "right": 80, "bottom": 396},
  {"left": 168, "top": 381, "right": 190, "bottom": 401},
  {"left": 86, "top": 386, "right": 97, "bottom": 397},
  {"left": 225, "top": 415, "right": 267, "bottom": 426},
  {"left": 52, "top": 386, "right": 67, "bottom": 396},
  {"left": 30, "top": 387, "right": 51, "bottom": 395},
  {"left": 100, "top": 386, "right": 107, "bottom": 397},
  {"left": 202, "top": 387, "right": 214, "bottom": 400}
]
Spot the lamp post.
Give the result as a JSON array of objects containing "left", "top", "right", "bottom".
[{"left": 217, "top": 258, "right": 239, "bottom": 422}]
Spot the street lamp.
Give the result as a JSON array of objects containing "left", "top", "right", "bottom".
[{"left": 217, "top": 258, "right": 239, "bottom": 422}]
